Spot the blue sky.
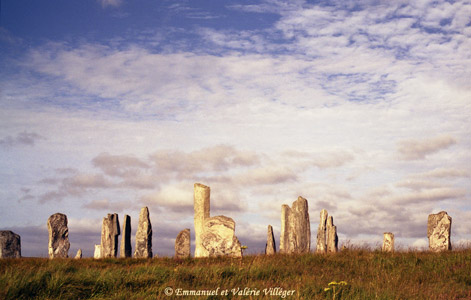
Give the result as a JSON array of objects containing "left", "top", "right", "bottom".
[{"left": 1, "top": 0, "right": 470, "bottom": 257}]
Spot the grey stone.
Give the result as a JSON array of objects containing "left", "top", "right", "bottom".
[
  {"left": 101, "top": 213, "right": 120, "bottom": 258},
  {"left": 120, "top": 214, "right": 132, "bottom": 258},
  {"left": 47, "top": 213, "right": 70, "bottom": 258},
  {"left": 134, "top": 207, "right": 152, "bottom": 258},
  {"left": 94, "top": 244, "right": 102, "bottom": 259},
  {"left": 194, "top": 183, "right": 210, "bottom": 258},
  {"left": 265, "top": 225, "right": 276, "bottom": 255},
  {"left": 175, "top": 228, "right": 191, "bottom": 258},
  {"left": 316, "top": 209, "right": 328, "bottom": 253},
  {"left": 427, "top": 211, "right": 452, "bottom": 252},
  {"left": 279, "top": 196, "right": 310, "bottom": 254},
  {"left": 326, "top": 216, "right": 338, "bottom": 253},
  {"left": 201, "top": 216, "right": 242, "bottom": 257},
  {"left": 75, "top": 249, "right": 82, "bottom": 259},
  {"left": 382, "top": 232, "right": 394, "bottom": 252},
  {"left": 0, "top": 231, "right": 21, "bottom": 258}
]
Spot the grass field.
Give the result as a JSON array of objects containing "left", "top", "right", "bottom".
[{"left": 1, "top": 249, "right": 470, "bottom": 299}]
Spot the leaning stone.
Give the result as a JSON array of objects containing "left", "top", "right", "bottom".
[
  {"left": 201, "top": 216, "right": 242, "bottom": 257},
  {"left": 134, "top": 207, "right": 153, "bottom": 258},
  {"left": 120, "top": 214, "right": 132, "bottom": 258},
  {"left": 265, "top": 225, "right": 276, "bottom": 255},
  {"left": 101, "top": 213, "right": 120, "bottom": 258},
  {"left": 75, "top": 249, "right": 82, "bottom": 259},
  {"left": 316, "top": 209, "right": 328, "bottom": 253},
  {"left": 427, "top": 211, "right": 452, "bottom": 252},
  {"left": 0, "top": 231, "right": 21, "bottom": 258},
  {"left": 94, "top": 244, "right": 102, "bottom": 259},
  {"left": 326, "top": 216, "right": 338, "bottom": 253},
  {"left": 47, "top": 213, "right": 70, "bottom": 258},
  {"left": 194, "top": 183, "right": 210, "bottom": 258},
  {"left": 280, "top": 197, "right": 310, "bottom": 254},
  {"left": 175, "top": 229, "right": 191, "bottom": 258},
  {"left": 382, "top": 232, "right": 394, "bottom": 252}
]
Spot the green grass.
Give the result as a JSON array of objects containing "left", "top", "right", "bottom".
[{"left": 1, "top": 250, "right": 470, "bottom": 299}]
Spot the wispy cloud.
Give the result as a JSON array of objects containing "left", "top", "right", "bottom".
[
  {"left": 397, "top": 135, "right": 457, "bottom": 160},
  {"left": 0, "top": 131, "right": 46, "bottom": 148},
  {"left": 97, "top": 0, "right": 123, "bottom": 9}
]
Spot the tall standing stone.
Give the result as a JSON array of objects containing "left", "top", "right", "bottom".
[
  {"left": 326, "top": 216, "right": 338, "bottom": 253},
  {"left": 101, "top": 213, "right": 120, "bottom": 258},
  {"left": 75, "top": 249, "right": 82, "bottom": 259},
  {"left": 134, "top": 207, "right": 152, "bottom": 258},
  {"left": 201, "top": 216, "right": 242, "bottom": 257},
  {"left": 279, "top": 196, "right": 310, "bottom": 254},
  {"left": 94, "top": 244, "right": 102, "bottom": 259},
  {"left": 427, "top": 211, "right": 452, "bottom": 252},
  {"left": 382, "top": 232, "right": 394, "bottom": 252},
  {"left": 120, "top": 214, "right": 132, "bottom": 258},
  {"left": 316, "top": 209, "right": 328, "bottom": 253},
  {"left": 0, "top": 231, "right": 21, "bottom": 258},
  {"left": 47, "top": 213, "right": 70, "bottom": 258},
  {"left": 194, "top": 183, "right": 210, "bottom": 258},
  {"left": 265, "top": 225, "right": 276, "bottom": 255},
  {"left": 175, "top": 228, "right": 191, "bottom": 258}
]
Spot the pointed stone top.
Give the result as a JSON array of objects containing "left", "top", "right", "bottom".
[
  {"left": 293, "top": 196, "right": 308, "bottom": 209},
  {"left": 320, "top": 209, "right": 328, "bottom": 216},
  {"left": 194, "top": 183, "right": 210, "bottom": 189},
  {"left": 327, "top": 215, "right": 334, "bottom": 226}
]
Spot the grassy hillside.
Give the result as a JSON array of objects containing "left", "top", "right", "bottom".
[{"left": 1, "top": 249, "right": 470, "bottom": 299}]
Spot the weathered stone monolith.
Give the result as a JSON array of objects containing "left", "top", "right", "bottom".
[
  {"left": 47, "top": 213, "right": 70, "bottom": 258},
  {"left": 194, "top": 183, "right": 210, "bottom": 258},
  {"left": 75, "top": 249, "right": 82, "bottom": 259},
  {"left": 316, "top": 209, "right": 328, "bottom": 253},
  {"left": 279, "top": 196, "right": 310, "bottom": 254},
  {"left": 201, "top": 216, "right": 242, "bottom": 257},
  {"left": 326, "top": 216, "right": 338, "bottom": 253},
  {"left": 101, "top": 213, "right": 120, "bottom": 258},
  {"left": 265, "top": 225, "right": 276, "bottom": 255},
  {"left": 94, "top": 244, "right": 102, "bottom": 259},
  {"left": 134, "top": 207, "right": 152, "bottom": 258},
  {"left": 382, "top": 232, "right": 394, "bottom": 252},
  {"left": 0, "top": 231, "right": 21, "bottom": 258},
  {"left": 175, "top": 228, "right": 191, "bottom": 258},
  {"left": 120, "top": 214, "right": 132, "bottom": 258},
  {"left": 427, "top": 211, "right": 452, "bottom": 252}
]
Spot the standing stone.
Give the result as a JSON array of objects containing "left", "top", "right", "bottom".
[
  {"left": 75, "top": 249, "right": 82, "bottom": 259},
  {"left": 175, "top": 228, "right": 191, "bottom": 258},
  {"left": 0, "top": 231, "right": 21, "bottom": 258},
  {"left": 120, "top": 214, "right": 132, "bottom": 258},
  {"left": 279, "top": 196, "right": 310, "bottom": 254},
  {"left": 101, "top": 213, "right": 120, "bottom": 258},
  {"left": 316, "top": 209, "right": 328, "bottom": 253},
  {"left": 382, "top": 232, "right": 394, "bottom": 252},
  {"left": 47, "top": 213, "right": 70, "bottom": 258},
  {"left": 201, "top": 216, "right": 242, "bottom": 257},
  {"left": 265, "top": 225, "right": 276, "bottom": 255},
  {"left": 427, "top": 211, "right": 452, "bottom": 252},
  {"left": 94, "top": 244, "right": 102, "bottom": 259},
  {"left": 134, "top": 207, "right": 152, "bottom": 258},
  {"left": 326, "top": 216, "right": 338, "bottom": 253},
  {"left": 194, "top": 183, "right": 210, "bottom": 258}
]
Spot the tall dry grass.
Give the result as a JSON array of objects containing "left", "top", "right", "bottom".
[{"left": 1, "top": 249, "right": 470, "bottom": 299}]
